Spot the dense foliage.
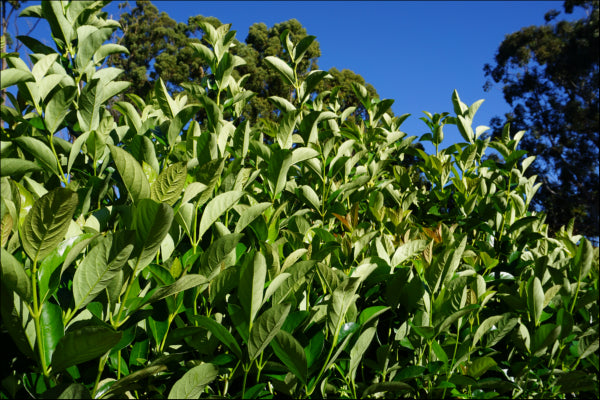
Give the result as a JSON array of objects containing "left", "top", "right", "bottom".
[
  {"left": 1, "top": 1, "right": 598, "bottom": 399},
  {"left": 484, "top": 0, "right": 599, "bottom": 239},
  {"left": 107, "top": 1, "right": 380, "bottom": 124}
]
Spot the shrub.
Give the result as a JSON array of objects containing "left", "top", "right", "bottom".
[{"left": 1, "top": 2, "right": 598, "bottom": 398}]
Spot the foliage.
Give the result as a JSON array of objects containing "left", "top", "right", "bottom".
[
  {"left": 1, "top": 1, "right": 599, "bottom": 399},
  {"left": 107, "top": 1, "right": 383, "bottom": 125},
  {"left": 483, "top": 0, "right": 599, "bottom": 239}
]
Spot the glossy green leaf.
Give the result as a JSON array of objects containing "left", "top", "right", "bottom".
[
  {"left": 155, "top": 78, "right": 178, "bottom": 119},
  {"left": 168, "top": 363, "right": 218, "bottom": 399},
  {"left": 271, "top": 330, "right": 307, "bottom": 385},
  {"left": 191, "top": 315, "right": 242, "bottom": 359},
  {"left": 264, "top": 56, "right": 295, "bottom": 86},
  {"left": 0, "top": 248, "right": 32, "bottom": 302},
  {"left": 198, "top": 190, "right": 243, "bottom": 239},
  {"left": 73, "top": 232, "right": 134, "bottom": 309},
  {"left": 109, "top": 144, "right": 150, "bottom": 204},
  {"left": 240, "top": 252, "right": 267, "bottom": 325},
  {"left": 39, "top": 301, "right": 64, "bottom": 368},
  {"left": 20, "top": 188, "right": 78, "bottom": 262},
  {"left": 151, "top": 162, "right": 187, "bottom": 206},
  {"left": 133, "top": 199, "right": 174, "bottom": 270},
  {"left": 248, "top": 302, "right": 291, "bottom": 361},
  {"left": 51, "top": 325, "right": 122, "bottom": 372}
]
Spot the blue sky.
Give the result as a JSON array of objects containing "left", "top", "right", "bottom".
[{"left": 10, "top": 1, "right": 586, "bottom": 153}]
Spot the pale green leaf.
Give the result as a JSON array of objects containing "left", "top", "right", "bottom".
[{"left": 168, "top": 363, "right": 218, "bottom": 399}]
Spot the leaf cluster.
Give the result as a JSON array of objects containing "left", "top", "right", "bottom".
[{"left": 1, "top": 2, "right": 598, "bottom": 399}]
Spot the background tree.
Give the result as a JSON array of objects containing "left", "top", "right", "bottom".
[
  {"left": 483, "top": 0, "right": 599, "bottom": 239},
  {"left": 108, "top": 0, "right": 208, "bottom": 98}
]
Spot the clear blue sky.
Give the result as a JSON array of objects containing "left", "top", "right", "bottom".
[{"left": 11, "top": 1, "right": 585, "bottom": 153}]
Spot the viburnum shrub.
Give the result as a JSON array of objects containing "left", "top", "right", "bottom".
[{"left": 1, "top": 1, "right": 598, "bottom": 399}]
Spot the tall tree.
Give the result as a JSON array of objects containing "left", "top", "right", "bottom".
[
  {"left": 108, "top": 0, "right": 207, "bottom": 98},
  {"left": 484, "top": 0, "right": 599, "bottom": 238}
]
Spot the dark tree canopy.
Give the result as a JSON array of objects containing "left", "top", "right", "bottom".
[
  {"left": 108, "top": 0, "right": 208, "bottom": 98},
  {"left": 484, "top": 0, "right": 599, "bottom": 239}
]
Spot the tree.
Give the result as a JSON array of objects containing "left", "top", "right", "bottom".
[
  {"left": 483, "top": 0, "right": 599, "bottom": 239},
  {"left": 107, "top": 0, "right": 207, "bottom": 98}
]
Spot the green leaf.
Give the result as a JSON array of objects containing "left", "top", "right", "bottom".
[
  {"left": 358, "top": 306, "right": 390, "bottom": 327},
  {"left": 109, "top": 145, "right": 151, "bottom": 204},
  {"left": 391, "top": 240, "right": 428, "bottom": 267},
  {"left": 271, "top": 330, "right": 307, "bottom": 385},
  {"left": 77, "top": 78, "right": 103, "bottom": 132},
  {"left": 362, "top": 382, "right": 414, "bottom": 397},
  {"left": 51, "top": 325, "right": 122, "bottom": 372},
  {"left": 20, "top": 188, "right": 78, "bottom": 262},
  {"left": 264, "top": 56, "right": 295, "bottom": 86},
  {"left": 299, "top": 185, "right": 321, "bottom": 212},
  {"left": 57, "top": 383, "right": 91, "bottom": 399},
  {"left": 168, "top": 363, "right": 218, "bottom": 399},
  {"left": 198, "top": 191, "right": 243, "bottom": 240},
  {"left": 150, "top": 162, "right": 187, "bottom": 206},
  {"left": 155, "top": 78, "right": 178, "bottom": 119},
  {"left": 248, "top": 302, "right": 291, "bottom": 361},
  {"left": 327, "top": 278, "right": 360, "bottom": 339},
  {"left": 436, "top": 304, "right": 478, "bottom": 337},
  {"left": 190, "top": 315, "right": 242, "bottom": 359},
  {"left": 73, "top": 232, "right": 134, "bottom": 310},
  {"left": 0, "top": 248, "right": 32, "bottom": 301},
  {"left": 146, "top": 274, "right": 208, "bottom": 304},
  {"left": 527, "top": 277, "right": 544, "bottom": 326},
  {"left": 467, "top": 356, "right": 497, "bottom": 379},
  {"left": 472, "top": 315, "right": 505, "bottom": 348},
  {"left": 0, "top": 158, "right": 42, "bottom": 176},
  {"left": 14, "top": 136, "right": 59, "bottom": 176},
  {"left": 431, "top": 340, "right": 449, "bottom": 365},
  {"left": 410, "top": 324, "right": 435, "bottom": 340},
  {"left": 133, "top": 199, "right": 174, "bottom": 270},
  {"left": 202, "top": 233, "right": 243, "bottom": 280},
  {"left": 44, "top": 86, "right": 77, "bottom": 134},
  {"left": 349, "top": 325, "right": 377, "bottom": 381},
  {"left": 0, "top": 286, "right": 36, "bottom": 360},
  {"left": 40, "top": 301, "right": 64, "bottom": 368},
  {"left": 0, "top": 69, "right": 34, "bottom": 90},
  {"left": 235, "top": 203, "right": 271, "bottom": 233},
  {"left": 573, "top": 238, "right": 593, "bottom": 281},
  {"left": 240, "top": 252, "right": 267, "bottom": 325},
  {"left": 292, "top": 35, "right": 316, "bottom": 63},
  {"left": 532, "top": 323, "right": 561, "bottom": 355}
]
